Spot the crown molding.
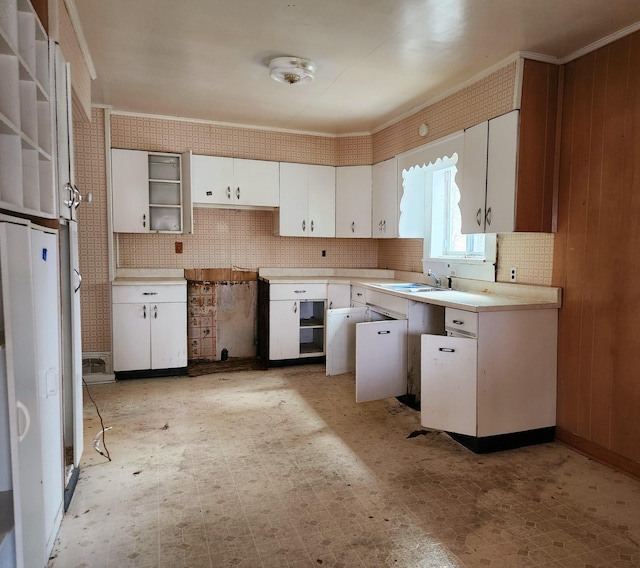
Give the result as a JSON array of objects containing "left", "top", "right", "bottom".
[
  {"left": 63, "top": 0, "right": 97, "bottom": 80},
  {"left": 559, "top": 20, "right": 640, "bottom": 63}
]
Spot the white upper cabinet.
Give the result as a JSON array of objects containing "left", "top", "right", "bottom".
[
  {"left": 191, "top": 155, "right": 279, "bottom": 208},
  {"left": 460, "top": 110, "right": 519, "bottom": 234},
  {"left": 335, "top": 165, "right": 372, "bottom": 238},
  {"left": 372, "top": 158, "right": 398, "bottom": 238},
  {"left": 277, "top": 162, "right": 335, "bottom": 237},
  {"left": 111, "top": 149, "right": 193, "bottom": 233}
]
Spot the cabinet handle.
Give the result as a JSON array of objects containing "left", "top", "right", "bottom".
[
  {"left": 236, "top": 187, "right": 240, "bottom": 199},
  {"left": 356, "top": 292, "right": 363, "bottom": 297},
  {"left": 293, "top": 302, "right": 297, "bottom": 314},
  {"left": 302, "top": 220, "right": 306, "bottom": 232},
  {"left": 486, "top": 207, "right": 492, "bottom": 226},
  {"left": 378, "top": 220, "right": 382, "bottom": 231},
  {"left": 154, "top": 305, "right": 158, "bottom": 319},
  {"left": 382, "top": 220, "right": 386, "bottom": 232},
  {"left": 377, "top": 330, "right": 391, "bottom": 335},
  {"left": 226, "top": 186, "right": 231, "bottom": 199},
  {"left": 143, "top": 305, "right": 147, "bottom": 319},
  {"left": 73, "top": 185, "right": 83, "bottom": 209},
  {"left": 143, "top": 213, "right": 146, "bottom": 228},
  {"left": 206, "top": 190, "right": 213, "bottom": 196},
  {"left": 310, "top": 220, "right": 314, "bottom": 232},
  {"left": 294, "top": 290, "right": 306, "bottom": 294},
  {"left": 73, "top": 268, "right": 82, "bottom": 293},
  {"left": 439, "top": 347, "right": 455, "bottom": 353},
  {"left": 452, "top": 319, "right": 464, "bottom": 325},
  {"left": 16, "top": 400, "right": 31, "bottom": 442},
  {"left": 142, "top": 292, "right": 158, "bottom": 295},
  {"left": 476, "top": 208, "right": 482, "bottom": 226},
  {"left": 63, "top": 182, "right": 74, "bottom": 207},
  {"left": 329, "top": 301, "right": 333, "bottom": 309},
  {"left": 351, "top": 221, "right": 355, "bottom": 233}
]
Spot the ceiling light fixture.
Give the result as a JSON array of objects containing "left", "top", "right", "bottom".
[{"left": 269, "top": 56, "right": 316, "bottom": 85}]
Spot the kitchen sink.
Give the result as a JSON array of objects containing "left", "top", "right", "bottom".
[{"left": 372, "top": 282, "right": 449, "bottom": 293}]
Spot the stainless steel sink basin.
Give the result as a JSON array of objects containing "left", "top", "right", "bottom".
[{"left": 372, "top": 282, "right": 449, "bottom": 293}]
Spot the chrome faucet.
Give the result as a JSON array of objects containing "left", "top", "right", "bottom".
[{"left": 427, "top": 269, "right": 441, "bottom": 286}]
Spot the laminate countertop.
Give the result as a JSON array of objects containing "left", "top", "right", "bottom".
[{"left": 258, "top": 269, "right": 561, "bottom": 313}]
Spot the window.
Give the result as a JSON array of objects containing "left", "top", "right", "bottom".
[{"left": 397, "top": 135, "right": 496, "bottom": 282}]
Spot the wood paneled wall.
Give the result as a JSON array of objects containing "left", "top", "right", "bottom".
[{"left": 553, "top": 31, "right": 640, "bottom": 476}]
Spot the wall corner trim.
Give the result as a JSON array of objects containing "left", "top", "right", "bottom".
[{"left": 63, "top": 0, "right": 97, "bottom": 80}]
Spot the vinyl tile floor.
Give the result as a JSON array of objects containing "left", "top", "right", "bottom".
[{"left": 49, "top": 364, "right": 640, "bottom": 568}]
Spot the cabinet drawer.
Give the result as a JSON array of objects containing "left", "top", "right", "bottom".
[
  {"left": 269, "top": 283, "right": 327, "bottom": 300},
  {"left": 365, "top": 289, "right": 408, "bottom": 317},
  {"left": 445, "top": 308, "right": 478, "bottom": 337},
  {"left": 351, "top": 285, "right": 367, "bottom": 305},
  {"left": 112, "top": 283, "right": 186, "bottom": 304}
]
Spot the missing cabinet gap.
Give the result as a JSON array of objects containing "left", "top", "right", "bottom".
[{"left": 175, "top": 242, "right": 183, "bottom": 254}]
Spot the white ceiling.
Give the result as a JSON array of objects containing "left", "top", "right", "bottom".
[{"left": 75, "top": 0, "right": 640, "bottom": 135}]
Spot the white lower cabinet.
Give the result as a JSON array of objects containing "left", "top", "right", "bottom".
[
  {"left": 267, "top": 283, "right": 327, "bottom": 362},
  {"left": 112, "top": 282, "right": 187, "bottom": 374},
  {"left": 421, "top": 307, "right": 558, "bottom": 452}
]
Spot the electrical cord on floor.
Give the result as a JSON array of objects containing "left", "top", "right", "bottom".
[{"left": 82, "top": 378, "right": 112, "bottom": 462}]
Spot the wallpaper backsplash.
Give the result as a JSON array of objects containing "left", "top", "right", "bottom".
[{"left": 75, "top": 59, "right": 554, "bottom": 356}]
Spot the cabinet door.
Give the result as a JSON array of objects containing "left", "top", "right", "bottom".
[
  {"left": 278, "top": 162, "right": 308, "bottom": 236},
  {"left": 55, "top": 47, "right": 74, "bottom": 220},
  {"left": 191, "top": 154, "right": 234, "bottom": 205},
  {"left": 150, "top": 302, "right": 187, "bottom": 369},
  {"left": 111, "top": 149, "right": 150, "bottom": 233},
  {"left": 233, "top": 158, "right": 279, "bottom": 207},
  {"left": 486, "top": 110, "right": 519, "bottom": 233},
  {"left": 269, "top": 300, "right": 300, "bottom": 360},
  {"left": 326, "top": 307, "right": 367, "bottom": 376},
  {"left": 355, "top": 318, "right": 407, "bottom": 402},
  {"left": 327, "top": 283, "right": 350, "bottom": 310},
  {"left": 180, "top": 151, "right": 193, "bottom": 233},
  {"left": 460, "top": 121, "right": 488, "bottom": 234},
  {"left": 372, "top": 158, "right": 398, "bottom": 238},
  {"left": 420, "top": 334, "right": 477, "bottom": 436},
  {"left": 307, "top": 165, "right": 335, "bottom": 237},
  {"left": 30, "top": 228, "right": 63, "bottom": 552},
  {"left": 112, "top": 303, "right": 151, "bottom": 371},
  {"left": 336, "top": 166, "right": 372, "bottom": 238}
]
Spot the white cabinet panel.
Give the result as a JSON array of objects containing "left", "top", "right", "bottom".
[
  {"left": 111, "top": 149, "right": 150, "bottom": 233},
  {"left": 327, "top": 283, "right": 350, "bottom": 310},
  {"left": 372, "top": 158, "right": 398, "bottom": 238},
  {"left": 421, "top": 334, "right": 477, "bottom": 436},
  {"left": 336, "top": 166, "right": 372, "bottom": 238},
  {"left": 151, "top": 302, "right": 188, "bottom": 369},
  {"left": 486, "top": 111, "right": 519, "bottom": 233},
  {"left": 268, "top": 300, "right": 300, "bottom": 360},
  {"left": 278, "top": 163, "right": 335, "bottom": 237},
  {"left": 460, "top": 110, "right": 520, "bottom": 234},
  {"left": 326, "top": 307, "right": 367, "bottom": 376},
  {"left": 355, "top": 318, "right": 407, "bottom": 402},
  {"left": 112, "top": 303, "right": 151, "bottom": 372},
  {"left": 192, "top": 155, "right": 279, "bottom": 207}
]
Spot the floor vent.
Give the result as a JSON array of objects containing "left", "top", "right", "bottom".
[{"left": 82, "top": 352, "right": 115, "bottom": 384}]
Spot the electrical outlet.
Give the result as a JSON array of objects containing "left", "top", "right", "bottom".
[
  {"left": 175, "top": 242, "right": 183, "bottom": 254},
  {"left": 510, "top": 266, "right": 517, "bottom": 282},
  {"left": 321, "top": 250, "right": 326, "bottom": 257}
]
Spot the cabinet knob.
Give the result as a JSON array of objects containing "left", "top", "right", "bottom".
[
  {"left": 143, "top": 213, "right": 146, "bottom": 228},
  {"left": 476, "top": 208, "right": 482, "bottom": 226},
  {"left": 310, "top": 220, "right": 314, "bottom": 232},
  {"left": 351, "top": 221, "right": 355, "bottom": 233},
  {"left": 382, "top": 220, "right": 386, "bottom": 232},
  {"left": 143, "top": 305, "right": 147, "bottom": 319},
  {"left": 302, "top": 220, "right": 306, "bottom": 232},
  {"left": 236, "top": 187, "right": 240, "bottom": 199},
  {"left": 486, "top": 207, "right": 492, "bottom": 226},
  {"left": 226, "top": 186, "right": 231, "bottom": 199},
  {"left": 293, "top": 302, "right": 297, "bottom": 314},
  {"left": 154, "top": 305, "right": 158, "bottom": 319}
]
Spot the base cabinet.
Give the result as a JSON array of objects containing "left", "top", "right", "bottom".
[
  {"left": 421, "top": 308, "right": 558, "bottom": 452},
  {"left": 112, "top": 281, "right": 187, "bottom": 375}
]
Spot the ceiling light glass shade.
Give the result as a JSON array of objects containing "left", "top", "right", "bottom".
[{"left": 269, "top": 57, "right": 316, "bottom": 85}]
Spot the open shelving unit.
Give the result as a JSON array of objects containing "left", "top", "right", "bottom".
[
  {"left": 0, "top": 0, "right": 54, "bottom": 218},
  {"left": 148, "top": 153, "right": 183, "bottom": 232},
  {"left": 299, "top": 300, "right": 325, "bottom": 356}
]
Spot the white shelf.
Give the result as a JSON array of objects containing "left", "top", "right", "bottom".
[{"left": 0, "top": 0, "right": 53, "bottom": 218}]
